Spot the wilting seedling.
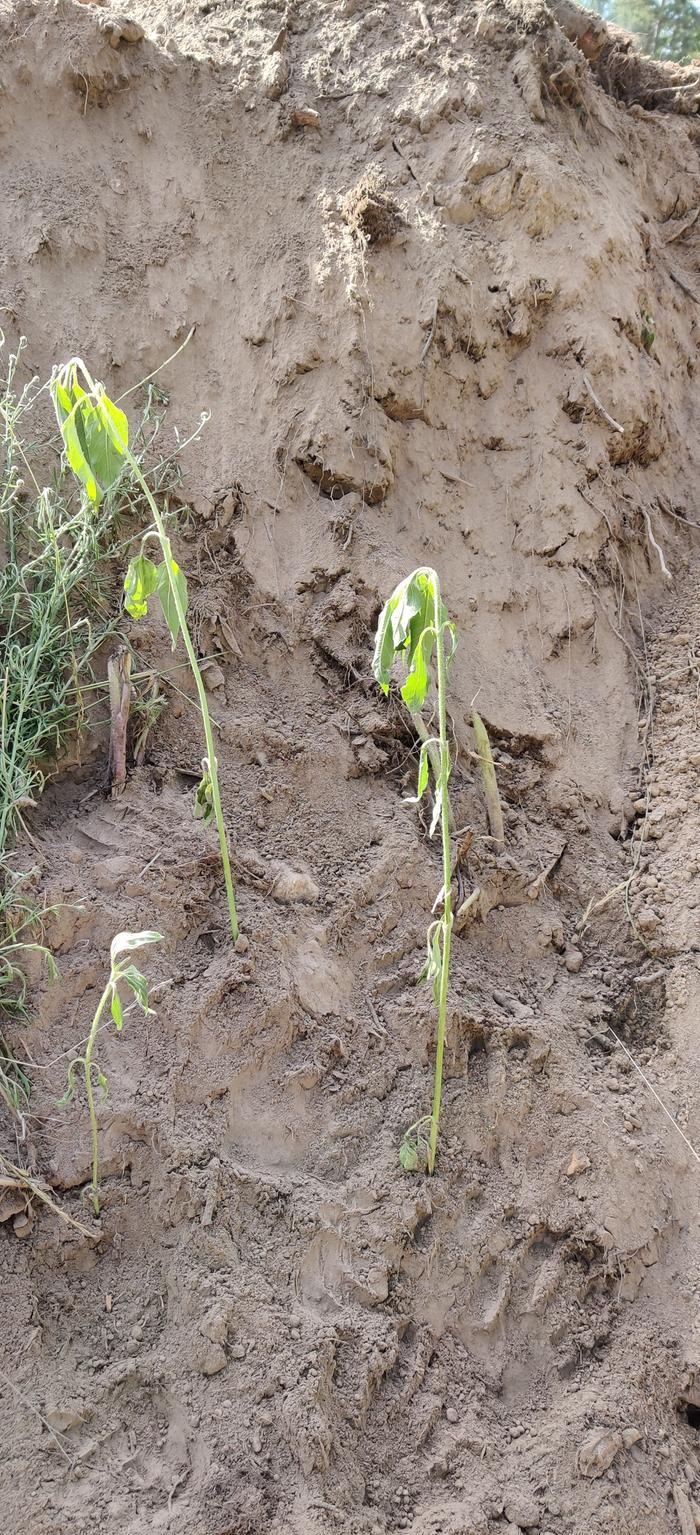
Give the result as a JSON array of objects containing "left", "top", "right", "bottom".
[
  {"left": 61, "top": 931, "right": 161, "bottom": 1215},
  {"left": 373, "top": 566, "right": 456, "bottom": 1175},
  {"left": 51, "top": 360, "right": 239, "bottom": 943}
]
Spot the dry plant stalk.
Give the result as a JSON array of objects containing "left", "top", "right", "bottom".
[{"left": 472, "top": 708, "right": 505, "bottom": 847}]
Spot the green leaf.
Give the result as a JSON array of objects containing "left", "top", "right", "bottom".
[
  {"left": 124, "top": 553, "right": 159, "bottom": 620},
  {"left": 110, "top": 930, "right": 162, "bottom": 966},
  {"left": 401, "top": 623, "right": 433, "bottom": 713},
  {"left": 51, "top": 362, "right": 128, "bottom": 506},
  {"left": 399, "top": 1141, "right": 420, "bottom": 1171},
  {"left": 404, "top": 738, "right": 436, "bottom": 805},
  {"left": 96, "top": 1068, "right": 110, "bottom": 1101},
  {"left": 156, "top": 559, "right": 188, "bottom": 649},
  {"left": 195, "top": 766, "right": 214, "bottom": 825},
  {"left": 121, "top": 965, "right": 151, "bottom": 1012},
  {"left": 111, "top": 990, "right": 124, "bottom": 1031},
  {"left": 372, "top": 568, "right": 447, "bottom": 716}
]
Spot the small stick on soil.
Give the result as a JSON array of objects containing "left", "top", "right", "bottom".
[
  {"left": 664, "top": 207, "right": 700, "bottom": 244},
  {"left": 0, "top": 1369, "right": 75, "bottom": 1467},
  {"left": 604, "top": 1025, "right": 700, "bottom": 1169},
  {"left": 582, "top": 373, "right": 624, "bottom": 435},
  {"left": 672, "top": 1483, "right": 696, "bottom": 1535},
  {"left": 420, "top": 299, "right": 438, "bottom": 364},
  {"left": 415, "top": 1, "right": 435, "bottom": 39},
  {"left": 669, "top": 269, "right": 699, "bottom": 303},
  {"left": 527, "top": 842, "right": 567, "bottom": 900},
  {"left": 641, "top": 507, "right": 672, "bottom": 581},
  {"left": 108, "top": 647, "right": 132, "bottom": 797}
]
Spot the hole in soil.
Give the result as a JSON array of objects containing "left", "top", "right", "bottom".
[{"left": 682, "top": 1403, "right": 700, "bottom": 1430}]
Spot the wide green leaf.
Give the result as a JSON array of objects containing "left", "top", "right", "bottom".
[
  {"left": 372, "top": 568, "right": 446, "bottom": 715},
  {"left": 51, "top": 362, "right": 128, "bottom": 506},
  {"left": 156, "top": 559, "right": 188, "bottom": 649},
  {"left": 124, "top": 553, "right": 159, "bottom": 620}
]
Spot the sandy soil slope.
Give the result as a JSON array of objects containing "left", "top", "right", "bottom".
[{"left": 1, "top": 1, "right": 700, "bottom": 1531}]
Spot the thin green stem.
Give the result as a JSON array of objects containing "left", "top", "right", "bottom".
[
  {"left": 427, "top": 578, "right": 452, "bottom": 1176},
  {"left": 120, "top": 446, "right": 239, "bottom": 944},
  {"left": 83, "top": 978, "right": 112, "bottom": 1215}
]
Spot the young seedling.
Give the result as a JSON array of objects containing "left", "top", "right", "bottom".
[
  {"left": 373, "top": 567, "right": 456, "bottom": 1175},
  {"left": 61, "top": 931, "right": 161, "bottom": 1214},
  {"left": 50, "top": 360, "right": 239, "bottom": 943}
]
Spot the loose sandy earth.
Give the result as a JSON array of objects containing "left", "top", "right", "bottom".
[{"left": 1, "top": 1, "right": 700, "bottom": 1532}]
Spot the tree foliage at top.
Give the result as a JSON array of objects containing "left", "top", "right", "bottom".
[{"left": 595, "top": 0, "right": 700, "bottom": 60}]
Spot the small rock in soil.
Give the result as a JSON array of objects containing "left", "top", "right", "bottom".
[
  {"left": 199, "top": 1342, "right": 227, "bottom": 1375},
  {"left": 577, "top": 1427, "right": 623, "bottom": 1478}
]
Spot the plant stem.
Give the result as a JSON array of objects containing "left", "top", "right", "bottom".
[
  {"left": 427, "top": 579, "right": 452, "bottom": 1176},
  {"left": 121, "top": 448, "right": 239, "bottom": 944},
  {"left": 83, "top": 978, "right": 112, "bottom": 1215}
]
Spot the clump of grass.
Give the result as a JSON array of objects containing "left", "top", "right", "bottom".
[
  {"left": 60, "top": 930, "right": 161, "bottom": 1214},
  {"left": 0, "top": 335, "right": 125, "bottom": 1117},
  {"left": 51, "top": 358, "right": 240, "bottom": 945},
  {"left": 373, "top": 566, "right": 456, "bottom": 1174}
]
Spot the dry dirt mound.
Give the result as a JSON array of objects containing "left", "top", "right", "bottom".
[{"left": 1, "top": 1, "right": 700, "bottom": 1533}]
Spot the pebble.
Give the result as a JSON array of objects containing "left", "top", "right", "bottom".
[
  {"left": 565, "top": 947, "right": 583, "bottom": 974},
  {"left": 235, "top": 934, "right": 250, "bottom": 954},
  {"left": 199, "top": 1343, "right": 227, "bottom": 1376},
  {"left": 504, "top": 1491, "right": 541, "bottom": 1527},
  {"left": 230, "top": 1343, "right": 246, "bottom": 1360},
  {"left": 252, "top": 1431, "right": 262, "bottom": 1454},
  {"left": 445, "top": 1406, "right": 459, "bottom": 1423}
]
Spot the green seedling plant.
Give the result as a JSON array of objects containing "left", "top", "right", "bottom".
[
  {"left": 50, "top": 359, "right": 239, "bottom": 943},
  {"left": 61, "top": 931, "right": 161, "bottom": 1214},
  {"left": 373, "top": 567, "right": 455, "bottom": 1175}
]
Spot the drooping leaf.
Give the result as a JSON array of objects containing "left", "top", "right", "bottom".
[
  {"left": 121, "top": 965, "right": 151, "bottom": 1012},
  {"left": 401, "top": 623, "right": 433, "bottom": 713},
  {"left": 124, "top": 553, "right": 159, "bottom": 620},
  {"left": 419, "top": 920, "right": 443, "bottom": 1004},
  {"left": 156, "top": 559, "right": 188, "bottom": 649},
  {"left": 195, "top": 765, "right": 214, "bottom": 826},
  {"left": 372, "top": 568, "right": 448, "bottom": 716},
  {"left": 110, "top": 930, "right": 162, "bottom": 966},
  {"left": 57, "top": 1056, "right": 83, "bottom": 1107},
  {"left": 51, "top": 362, "right": 128, "bottom": 506},
  {"left": 111, "top": 990, "right": 124, "bottom": 1031},
  {"left": 429, "top": 782, "right": 444, "bottom": 838},
  {"left": 96, "top": 1068, "right": 110, "bottom": 1101},
  {"left": 404, "top": 738, "right": 435, "bottom": 805}
]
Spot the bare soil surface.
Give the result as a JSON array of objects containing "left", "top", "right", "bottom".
[{"left": 2, "top": 2, "right": 700, "bottom": 1532}]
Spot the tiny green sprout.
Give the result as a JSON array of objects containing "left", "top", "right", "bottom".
[
  {"left": 641, "top": 306, "right": 655, "bottom": 354},
  {"left": 373, "top": 567, "right": 456, "bottom": 1175},
  {"left": 195, "top": 759, "right": 215, "bottom": 826},
  {"left": 60, "top": 930, "right": 161, "bottom": 1215},
  {"left": 50, "top": 359, "right": 239, "bottom": 945}
]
